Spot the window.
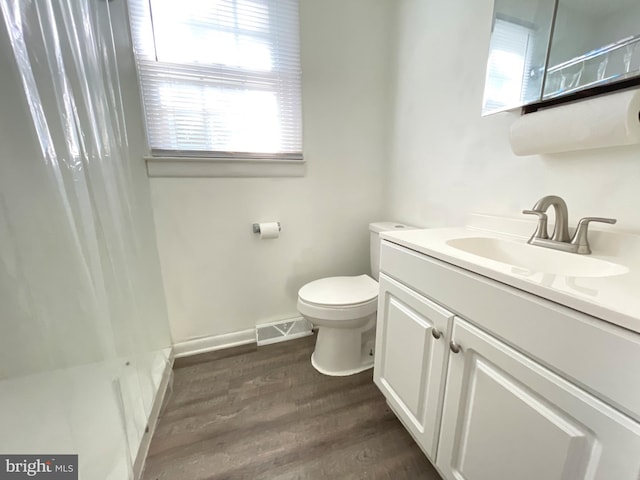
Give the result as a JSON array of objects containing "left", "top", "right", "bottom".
[
  {"left": 128, "top": 0, "right": 302, "bottom": 169},
  {"left": 482, "top": 18, "right": 535, "bottom": 114}
]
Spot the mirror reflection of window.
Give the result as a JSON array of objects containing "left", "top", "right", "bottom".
[
  {"left": 483, "top": 18, "right": 535, "bottom": 113},
  {"left": 481, "top": 0, "right": 555, "bottom": 115}
]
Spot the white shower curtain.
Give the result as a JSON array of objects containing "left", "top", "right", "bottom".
[{"left": 0, "top": 0, "right": 171, "bottom": 477}]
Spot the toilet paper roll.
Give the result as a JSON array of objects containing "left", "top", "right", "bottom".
[
  {"left": 258, "top": 222, "right": 280, "bottom": 240},
  {"left": 509, "top": 88, "right": 640, "bottom": 156}
]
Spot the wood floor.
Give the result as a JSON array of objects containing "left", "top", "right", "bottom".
[{"left": 142, "top": 334, "right": 442, "bottom": 480}]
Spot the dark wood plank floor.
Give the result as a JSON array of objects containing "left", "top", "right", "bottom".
[{"left": 142, "top": 334, "right": 442, "bottom": 480}]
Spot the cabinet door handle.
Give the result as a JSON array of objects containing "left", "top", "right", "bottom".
[
  {"left": 450, "top": 341, "right": 461, "bottom": 354},
  {"left": 431, "top": 328, "right": 442, "bottom": 340}
]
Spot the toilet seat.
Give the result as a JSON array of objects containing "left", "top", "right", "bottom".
[
  {"left": 297, "top": 275, "right": 378, "bottom": 324},
  {"left": 297, "top": 296, "right": 377, "bottom": 323},
  {"left": 298, "top": 274, "right": 378, "bottom": 306}
]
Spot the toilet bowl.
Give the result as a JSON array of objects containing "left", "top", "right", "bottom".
[
  {"left": 297, "top": 222, "right": 414, "bottom": 376},
  {"left": 297, "top": 275, "right": 378, "bottom": 376}
]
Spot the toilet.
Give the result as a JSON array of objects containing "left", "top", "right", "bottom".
[{"left": 297, "top": 222, "right": 413, "bottom": 376}]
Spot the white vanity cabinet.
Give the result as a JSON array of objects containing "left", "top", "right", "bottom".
[
  {"left": 374, "top": 239, "right": 640, "bottom": 480},
  {"left": 373, "top": 274, "right": 453, "bottom": 460},
  {"left": 437, "top": 317, "right": 640, "bottom": 480}
]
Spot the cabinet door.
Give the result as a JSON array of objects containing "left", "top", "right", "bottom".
[
  {"left": 437, "top": 317, "right": 640, "bottom": 480},
  {"left": 374, "top": 273, "right": 453, "bottom": 460}
]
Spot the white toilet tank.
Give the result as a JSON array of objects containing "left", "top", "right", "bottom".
[{"left": 369, "top": 222, "right": 415, "bottom": 280}]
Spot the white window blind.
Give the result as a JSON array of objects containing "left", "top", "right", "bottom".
[
  {"left": 483, "top": 18, "right": 534, "bottom": 113},
  {"left": 128, "top": 0, "right": 302, "bottom": 160}
]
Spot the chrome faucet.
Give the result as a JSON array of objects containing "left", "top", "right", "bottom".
[{"left": 522, "top": 195, "right": 616, "bottom": 254}]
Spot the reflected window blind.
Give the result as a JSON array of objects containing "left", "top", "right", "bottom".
[
  {"left": 128, "top": 0, "right": 302, "bottom": 159},
  {"left": 483, "top": 18, "right": 533, "bottom": 112}
]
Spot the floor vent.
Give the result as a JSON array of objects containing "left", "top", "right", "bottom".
[{"left": 256, "top": 317, "right": 313, "bottom": 346}]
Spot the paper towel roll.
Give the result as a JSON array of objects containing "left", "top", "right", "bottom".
[
  {"left": 509, "top": 88, "right": 640, "bottom": 156},
  {"left": 258, "top": 222, "right": 280, "bottom": 240}
]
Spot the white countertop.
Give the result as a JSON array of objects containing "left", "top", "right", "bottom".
[{"left": 381, "top": 215, "right": 640, "bottom": 334}]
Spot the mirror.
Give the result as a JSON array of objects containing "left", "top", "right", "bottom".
[
  {"left": 544, "top": 0, "right": 640, "bottom": 100},
  {"left": 482, "top": 0, "right": 640, "bottom": 115},
  {"left": 482, "top": 0, "right": 556, "bottom": 115}
]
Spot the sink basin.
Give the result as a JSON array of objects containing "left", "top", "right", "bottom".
[{"left": 446, "top": 237, "right": 629, "bottom": 278}]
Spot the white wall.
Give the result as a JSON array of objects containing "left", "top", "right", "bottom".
[
  {"left": 150, "top": 0, "right": 394, "bottom": 343},
  {"left": 150, "top": 0, "right": 640, "bottom": 344},
  {"left": 385, "top": 0, "right": 640, "bottom": 232}
]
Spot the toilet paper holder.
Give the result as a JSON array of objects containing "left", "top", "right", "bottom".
[{"left": 252, "top": 222, "right": 281, "bottom": 234}]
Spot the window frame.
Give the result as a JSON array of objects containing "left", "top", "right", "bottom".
[{"left": 127, "top": 0, "right": 304, "bottom": 177}]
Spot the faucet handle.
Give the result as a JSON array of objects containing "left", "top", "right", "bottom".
[
  {"left": 522, "top": 209, "right": 549, "bottom": 240},
  {"left": 576, "top": 217, "right": 617, "bottom": 225},
  {"left": 570, "top": 217, "right": 617, "bottom": 254}
]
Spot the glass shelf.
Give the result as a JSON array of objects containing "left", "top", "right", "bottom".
[{"left": 543, "top": 34, "right": 640, "bottom": 99}]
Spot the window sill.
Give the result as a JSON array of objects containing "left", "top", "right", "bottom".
[{"left": 145, "top": 156, "right": 306, "bottom": 178}]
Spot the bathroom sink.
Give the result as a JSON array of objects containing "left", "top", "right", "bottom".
[
  {"left": 446, "top": 236, "right": 629, "bottom": 278},
  {"left": 381, "top": 219, "right": 640, "bottom": 333}
]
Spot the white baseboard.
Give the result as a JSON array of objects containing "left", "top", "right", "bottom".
[{"left": 173, "top": 329, "right": 256, "bottom": 358}]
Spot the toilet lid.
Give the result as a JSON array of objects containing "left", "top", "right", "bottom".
[{"left": 298, "top": 275, "right": 378, "bottom": 307}]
